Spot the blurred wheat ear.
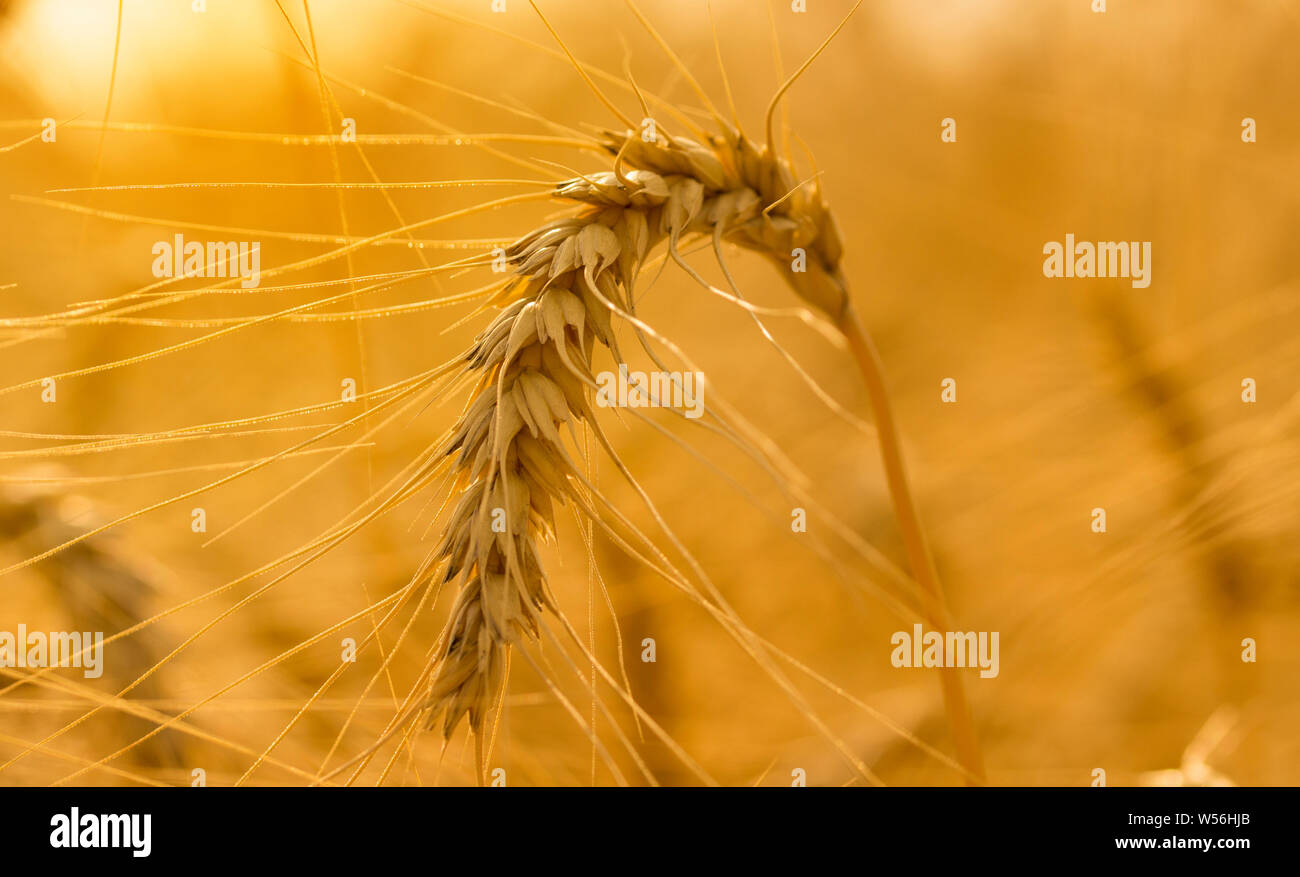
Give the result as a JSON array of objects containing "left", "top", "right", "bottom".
[{"left": 1, "top": 477, "right": 186, "bottom": 774}]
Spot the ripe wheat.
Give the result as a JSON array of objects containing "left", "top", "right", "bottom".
[{"left": 424, "top": 122, "right": 849, "bottom": 738}]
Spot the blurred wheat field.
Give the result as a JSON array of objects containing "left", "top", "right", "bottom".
[{"left": 0, "top": 0, "right": 1297, "bottom": 787}]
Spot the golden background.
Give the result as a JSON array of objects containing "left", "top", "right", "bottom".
[{"left": 0, "top": 0, "right": 1296, "bottom": 786}]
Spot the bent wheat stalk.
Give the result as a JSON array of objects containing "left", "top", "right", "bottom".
[{"left": 421, "top": 108, "right": 985, "bottom": 782}]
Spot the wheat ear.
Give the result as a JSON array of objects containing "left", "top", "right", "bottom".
[{"left": 416, "top": 106, "right": 985, "bottom": 782}]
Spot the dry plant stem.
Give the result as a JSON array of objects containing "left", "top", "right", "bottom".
[{"left": 836, "top": 303, "right": 986, "bottom": 785}]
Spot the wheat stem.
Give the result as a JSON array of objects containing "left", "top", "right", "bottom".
[{"left": 836, "top": 302, "right": 987, "bottom": 785}]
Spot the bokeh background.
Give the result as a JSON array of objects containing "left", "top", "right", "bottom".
[{"left": 0, "top": 0, "right": 1296, "bottom": 786}]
